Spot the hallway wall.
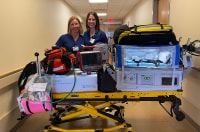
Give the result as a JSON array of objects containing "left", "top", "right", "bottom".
[
  {"left": 0, "top": 0, "right": 83, "bottom": 75},
  {"left": 123, "top": 0, "right": 154, "bottom": 25},
  {"left": 170, "top": 0, "right": 200, "bottom": 127},
  {"left": 0, "top": 0, "right": 81, "bottom": 131}
]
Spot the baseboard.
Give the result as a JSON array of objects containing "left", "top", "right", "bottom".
[
  {"left": 0, "top": 106, "right": 27, "bottom": 132},
  {"left": 184, "top": 111, "right": 200, "bottom": 132},
  {"left": 9, "top": 115, "right": 29, "bottom": 132},
  {"left": 180, "top": 96, "right": 200, "bottom": 132}
]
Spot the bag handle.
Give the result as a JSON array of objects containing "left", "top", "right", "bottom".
[
  {"left": 131, "top": 23, "right": 165, "bottom": 32},
  {"left": 45, "top": 47, "right": 67, "bottom": 57}
]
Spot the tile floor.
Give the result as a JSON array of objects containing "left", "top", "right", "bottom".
[{"left": 14, "top": 101, "right": 199, "bottom": 132}]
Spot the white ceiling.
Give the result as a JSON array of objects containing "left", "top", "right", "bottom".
[{"left": 64, "top": 0, "right": 139, "bottom": 23}]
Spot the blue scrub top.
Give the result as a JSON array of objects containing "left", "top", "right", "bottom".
[
  {"left": 55, "top": 34, "right": 84, "bottom": 54},
  {"left": 84, "top": 30, "right": 108, "bottom": 46}
]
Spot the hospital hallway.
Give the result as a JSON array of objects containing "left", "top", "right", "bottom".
[{"left": 13, "top": 101, "right": 199, "bottom": 132}]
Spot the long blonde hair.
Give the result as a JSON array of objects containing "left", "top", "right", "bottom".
[{"left": 67, "top": 16, "right": 83, "bottom": 34}]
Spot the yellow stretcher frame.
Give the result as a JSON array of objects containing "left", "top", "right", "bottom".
[
  {"left": 43, "top": 90, "right": 183, "bottom": 132},
  {"left": 52, "top": 91, "right": 183, "bottom": 100}
]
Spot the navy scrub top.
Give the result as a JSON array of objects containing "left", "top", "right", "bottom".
[
  {"left": 56, "top": 34, "right": 84, "bottom": 54},
  {"left": 83, "top": 30, "right": 108, "bottom": 46}
]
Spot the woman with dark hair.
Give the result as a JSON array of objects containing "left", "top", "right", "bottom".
[{"left": 84, "top": 11, "right": 108, "bottom": 46}]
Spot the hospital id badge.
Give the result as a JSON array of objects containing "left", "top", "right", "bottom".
[
  {"left": 73, "top": 46, "right": 79, "bottom": 51},
  {"left": 90, "top": 38, "right": 95, "bottom": 44}
]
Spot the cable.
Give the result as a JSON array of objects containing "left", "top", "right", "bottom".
[
  {"left": 48, "top": 64, "right": 77, "bottom": 117},
  {"left": 50, "top": 64, "right": 77, "bottom": 105}
]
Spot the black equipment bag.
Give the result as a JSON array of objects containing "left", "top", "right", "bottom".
[
  {"left": 113, "top": 23, "right": 178, "bottom": 45},
  {"left": 18, "top": 61, "right": 37, "bottom": 94},
  {"left": 113, "top": 24, "right": 130, "bottom": 44},
  {"left": 97, "top": 63, "right": 117, "bottom": 93}
]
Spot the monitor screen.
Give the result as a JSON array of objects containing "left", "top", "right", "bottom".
[
  {"left": 79, "top": 51, "right": 102, "bottom": 71},
  {"left": 82, "top": 52, "right": 102, "bottom": 66}
]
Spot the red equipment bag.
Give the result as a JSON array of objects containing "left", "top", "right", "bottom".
[{"left": 43, "top": 47, "right": 76, "bottom": 74}]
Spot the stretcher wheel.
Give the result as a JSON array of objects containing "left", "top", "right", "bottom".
[
  {"left": 114, "top": 106, "right": 125, "bottom": 119},
  {"left": 175, "top": 111, "right": 185, "bottom": 121}
]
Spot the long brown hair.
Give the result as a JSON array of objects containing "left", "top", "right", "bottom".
[
  {"left": 67, "top": 16, "right": 83, "bottom": 34},
  {"left": 86, "top": 11, "right": 100, "bottom": 32}
]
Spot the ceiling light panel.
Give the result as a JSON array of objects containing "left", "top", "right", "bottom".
[
  {"left": 89, "top": 0, "right": 108, "bottom": 3},
  {"left": 97, "top": 13, "right": 107, "bottom": 16}
]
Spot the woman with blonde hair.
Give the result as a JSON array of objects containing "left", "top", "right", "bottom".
[{"left": 56, "top": 16, "right": 84, "bottom": 54}]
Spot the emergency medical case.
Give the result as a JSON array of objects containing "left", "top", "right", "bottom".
[
  {"left": 115, "top": 45, "right": 182, "bottom": 91},
  {"left": 116, "top": 68, "right": 183, "bottom": 91},
  {"left": 114, "top": 24, "right": 178, "bottom": 45}
]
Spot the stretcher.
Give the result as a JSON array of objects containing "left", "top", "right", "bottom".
[
  {"left": 18, "top": 39, "right": 197, "bottom": 132},
  {"left": 43, "top": 90, "right": 184, "bottom": 132}
]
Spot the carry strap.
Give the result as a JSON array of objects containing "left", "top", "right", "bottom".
[
  {"left": 46, "top": 59, "right": 54, "bottom": 74},
  {"left": 26, "top": 100, "right": 33, "bottom": 114},
  {"left": 158, "top": 23, "right": 164, "bottom": 29},
  {"left": 42, "top": 103, "right": 49, "bottom": 111}
]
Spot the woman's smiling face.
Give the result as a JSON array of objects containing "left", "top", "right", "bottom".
[
  {"left": 87, "top": 14, "right": 96, "bottom": 29},
  {"left": 69, "top": 19, "right": 80, "bottom": 34}
]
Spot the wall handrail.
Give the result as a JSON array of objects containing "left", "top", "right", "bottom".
[
  {"left": 0, "top": 68, "right": 22, "bottom": 79},
  {"left": 0, "top": 68, "right": 23, "bottom": 91}
]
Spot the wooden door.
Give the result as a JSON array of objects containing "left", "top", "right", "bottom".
[{"left": 157, "top": 0, "right": 170, "bottom": 24}]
